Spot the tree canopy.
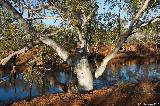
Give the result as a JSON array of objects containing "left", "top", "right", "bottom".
[{"left": 0, "top": 0, "right": 160, "bottom": 91}]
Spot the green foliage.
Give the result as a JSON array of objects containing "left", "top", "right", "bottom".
[
  {"left": 23, "top": 65, "right": 50, "bottom": 94},
  {"left": 0, "top": 0, "right": 159, "bottom": 58},
  {"left": 0, "top": 8, "right": 28, "bottom": 58}
]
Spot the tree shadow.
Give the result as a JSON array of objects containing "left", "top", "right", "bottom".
[{"left": 88, "top": 80, "right": 160, "bottom": 106}]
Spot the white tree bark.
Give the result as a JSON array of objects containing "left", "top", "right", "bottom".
[
  {"left": 69, "top": 0, "right": 97, "bottom": 90},
  {"left": 95, "top": 0, "right": 151, "bottom": 79},
  {"left": 1, "top": 0, "right": 93, "bottom": 91},
  {"left": 1, "top": 0, "right": 153, "bottom": 91},
  {"left": 0, "top": 1, "right": 71, "bottom": 65},
  {"left": 0, "top": 47, "right": 28, "bottom": 66},
  {"left": 74, "top": 54, "right": 93, "bottom": 90},
  {"left": 40, "top": 37, "right": 71, "bottom": 63},
  {"left": 74, "top": 30, "right": 93, "bottom": 90}
]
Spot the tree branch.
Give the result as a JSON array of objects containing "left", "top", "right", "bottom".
[
  {"left": 82, "top": 6, "right": 96, "bottom": 29},
  {"left": 0, "top": 0, "right": 30, "bottom": 33},
  {"left": 40, "top": 37, "right": 70, "bottom": 62},
  {"left": 32, "top": 16, "right": 65, "bottom": 21},
  {"left": 27, "top": 3, "right": 49, "bottom": 12},
  {"left": 95, "top": 0, "right": 151, "bottom": 79},
  {"left": 49, "top": 2, "right": 69, "bottom": 22},
  {"left": 0, "top": 0, "right": 71, "bottom": 65},
  {"left": 136, "top": 15, "right": 160, "bottom": 28},
  {"left": 0, "top": 47, "right": 28, "bottom": 65}
]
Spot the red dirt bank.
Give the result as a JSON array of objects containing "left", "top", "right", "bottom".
[
  {"left": 12, "top": 81, "right": 160, "bottom": 106},
  {"left": 1, "top": 44, "right": 160, "bottom": 106}
]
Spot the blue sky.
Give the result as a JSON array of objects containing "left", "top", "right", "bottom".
[
  {"left": 43, "top": 0, "right": 122, "bottom": 26},
  {"left": 41, "top": 0, "right": 113, "bottom": 26},
  {"left": 42, "top": 0, "right": 109, "bottom": 26},
  {"left": 19, "top": 0, "right": 160, "bottom": 27},
  {"left": 19, "top": 0, "right": 123, "bottom": 27}
]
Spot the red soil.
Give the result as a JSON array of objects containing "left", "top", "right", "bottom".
[{"left": 11, "top": 81, "right": 160, "bottom": 106}]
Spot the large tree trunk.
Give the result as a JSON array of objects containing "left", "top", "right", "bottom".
[
  {"left": 74, "top": 30, "right": 93, "bottom": 90},
  {"left": 74, "top": 49, "right": 93, "bottom": 90},
  {"left": 0, "top": 0, "right": 93, "bottom": 91}
]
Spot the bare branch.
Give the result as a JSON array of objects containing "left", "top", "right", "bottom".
[
  {"left": 132, "top": 0, "right": 151, "bottom": 23},
  {"left": 32, "top": 16, "right": 66, "bottom": 21},
  {"left": 30, "top": 7, "right": 68, "bottom": 21},
  {"left": 40, "top": 37, "right": 70, "bottom": 62}
]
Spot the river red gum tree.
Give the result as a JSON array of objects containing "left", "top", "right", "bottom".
[{"left": 0, "top": 0, "right": 160, "bottom": 91}]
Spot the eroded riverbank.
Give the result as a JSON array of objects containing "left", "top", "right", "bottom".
[{"left": 11, "top": 81, "right": 160, "bottom": 106}]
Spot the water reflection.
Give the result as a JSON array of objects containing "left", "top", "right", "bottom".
[
  {"left": 0, "top": 58, "right": 160, "bottom": 104},
  {"left": 94, "top": 58, "right": 160, "bottom": 89}
]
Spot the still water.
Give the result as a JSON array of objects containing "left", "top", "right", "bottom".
[{"left": 0, "top": 58, "right": 160, "bottom": 104}]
